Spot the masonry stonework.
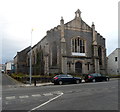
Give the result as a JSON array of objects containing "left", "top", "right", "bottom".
[{"left": 16, "top": 9, "right": 107, "bottom": 76}]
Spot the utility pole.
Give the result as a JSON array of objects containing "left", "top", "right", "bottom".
[{"left": 29, "top": 29, "right": 33, "bottom": 85}]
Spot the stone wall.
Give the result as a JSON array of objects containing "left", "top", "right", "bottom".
[
  {"left": 14, "top": 46, "right": 31, "bottom": 74},
  {"left": 24, "top": 9, "right": 107, "bottom": 75}
]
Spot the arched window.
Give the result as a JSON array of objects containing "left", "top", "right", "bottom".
[{"left": 72, "top": 37, "right": 85, "bottom": 56}]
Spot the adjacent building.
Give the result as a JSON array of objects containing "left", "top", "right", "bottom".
[
  {"left": 14, "top": 46, "right": 31, "bottom": 74},
  {"left": 26, "top": 9, "right": 107, "bottom": 75},
  {"left": 107, "top": 48, "right": 120, "bottom": 75},
  {"left": 5, "top": 61, "right": 14, "bottom": 74},
  {"left": 0, "top": 64, "right": 5, "bottom": 73}
]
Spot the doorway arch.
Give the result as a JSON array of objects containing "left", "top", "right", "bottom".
[{"left": 75, "top": 62, "right": 82, "bottom": 74}]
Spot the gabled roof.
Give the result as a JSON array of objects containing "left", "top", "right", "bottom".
[{"left": 108, "top": 48, "right": 120, "bottom": 57}]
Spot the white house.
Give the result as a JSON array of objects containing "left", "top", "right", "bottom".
[
  {"left": 107, "top": 48, "right": 120, "bottom": 75},
  {"left": 5, "top": 61, "right": 14, "bottom": 74}
]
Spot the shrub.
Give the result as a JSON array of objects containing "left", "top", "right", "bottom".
[{"left": 107, "top": 74, "right": 120, "bottom": 78}]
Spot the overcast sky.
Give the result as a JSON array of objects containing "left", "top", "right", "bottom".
[{"left": 0, "top": 0, "right": 118, "bottom": 64}]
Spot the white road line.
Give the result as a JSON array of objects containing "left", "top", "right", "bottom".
[
  {"left": 0, "top": 97, "right": 1, "bottom": 100},
  {"left": 52, "top": 91, "right": 62, "bottom": 95},
  {"left": 112, "top": 86, "right": 117, "bottom": 88},
  {"left": 28, "top": 92, "right": 63, "bottom": 112},
  {"left": 19, "top": 95, "right": 29, "bottom": 99},
  {"left": 32, "top": 94, "right": 41, "bottom": 97},
  {"left": 43, "top": 93, "right": 53, "bottom": 96},
  {"left": 6, "top": 96, "right": 15, "bottom": 100}
]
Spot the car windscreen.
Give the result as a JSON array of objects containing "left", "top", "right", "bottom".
[
  {"left": 58, "top": 75, "right": 67, "bottom": 77},
  {"left": 66, "top": 75, "right": 73, "bottom": 78},
  {"left": 91, "top": 74, "right": 98, "bottom": 77},
  {"left": 97, "top": 74, "right": 102, "bottom": 76}
]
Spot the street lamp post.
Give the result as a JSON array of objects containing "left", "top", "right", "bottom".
[{"left": 29, "top": 29, "right": 33, "bottom": 85}]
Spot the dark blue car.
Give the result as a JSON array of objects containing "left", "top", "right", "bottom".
[{"left": 52, "top": 74, "right": 82, "bottom": 85}]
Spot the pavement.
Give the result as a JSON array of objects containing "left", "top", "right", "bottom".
[
  {"left": 19, "top": 79, "right": 86, "bottom": 87},
  {"left": 19, "top": 78, "right": 119, "bottom": 87},
  {"left": 20, "top": 82, "right": 54, "bottom": 87}
]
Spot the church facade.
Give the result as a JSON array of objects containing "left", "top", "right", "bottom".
[{"left": 26, "top": 9, "right": 107, "bottom": 75}]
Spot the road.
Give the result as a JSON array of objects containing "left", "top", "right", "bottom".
[
  {"left": 2, "top": 73, "right": 23, "bottom": 87},
  {"left": 1, "top": 73, "right": 119, "bottom": 111}
]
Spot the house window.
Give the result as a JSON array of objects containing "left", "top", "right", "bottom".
[
  {"left": 72, "top": 37, "right": 85, "bottom": 56},
  {"left": 115, "top": 57, "right": 117, "bottom": 62}
]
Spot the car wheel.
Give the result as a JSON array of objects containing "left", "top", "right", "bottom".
[
  {"left": 92, "top": 79, "right": 96, "bottom": 82},
  {"left": 76, "top": 80, "right": 80, "bottom": 84},
  {"left": 58, "top": 81, "right": 63, "bottom": 85}
]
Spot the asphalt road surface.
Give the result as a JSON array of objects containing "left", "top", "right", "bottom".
[
  {"left": 2, "top": 74, "right": 119, "bottom": 111},
  {"left": 2, "top": 73, "right": 22, "bottom": 87}
]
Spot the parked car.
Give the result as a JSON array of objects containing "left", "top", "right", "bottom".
[
  {"left": 1, "top": 70, "right": 5, "bottom": 73},
  {"left": 52, "top": 74, "right": 82, "bottom": 85},
  {"left": 84, "top": 73, "right": 110, "bottom": 82}
]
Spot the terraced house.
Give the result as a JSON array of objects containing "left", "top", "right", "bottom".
[{"left": 16, "top": 9, "right": 107, "bottom": 75}]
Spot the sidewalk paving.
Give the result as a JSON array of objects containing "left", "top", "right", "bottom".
[
  {"left": 20, "top": 79, "right": 85, "bottom": 87},
  {"left": 5, "top": 78, "right": 118, "bottom": 88},
  {"left": 21, "top": 82, "right": 53, "bottom": 87}
]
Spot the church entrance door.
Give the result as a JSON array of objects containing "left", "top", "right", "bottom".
[{"left": 75, "top": 62, "right": 82, "bottom": 74}]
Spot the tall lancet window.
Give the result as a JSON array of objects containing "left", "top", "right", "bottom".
[
  {"left": 52, "top": 41, "right": 57, "bottom": 66},
  {"left": 72, "top": 37, "right": 85, "bottom": 56},
  {"left": 98, "top": 47, "right": 102, "bottom": 65}
]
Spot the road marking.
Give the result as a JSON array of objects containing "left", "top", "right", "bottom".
[
  {"left": 28, "top": 92, "right": 63, "bottom": 112},
  {"left": 0, "top": 97, "right": 1, "bottom": 100},
  {"left": 111, "top": 86, "right": 117, "bottom": 89},
  {"left": 43, "top": 93, "right": 53, "bottom": 96},
  {"left": 4, "top": 91, "right": 60, "bottom": 101},
  {"left": 6, "top": 96, "right": 15, "bottom": 100},
  {"left": 52, "top": 91, "right": 63, "bottom": 95},
  {"left": 19, "top": 95, "right": 29, "bottom": 99},
  {"left": 32, "top": 94, "right": 41, "bottom": 97}
]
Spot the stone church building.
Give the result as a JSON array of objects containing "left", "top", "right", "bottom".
[{"left": 26, "top": 9, "right": 107, "bottom": 75}]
